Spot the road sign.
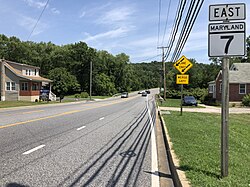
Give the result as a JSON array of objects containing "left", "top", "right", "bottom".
[
  {"left": 174, "top": 55, "right": 193, "bottom": 74},
  {"left": 209, "top": 3, "right": 246, "bottom": 21},
  {"left": 176, "top": 74, "right": 189, "bottom": 84},
  {"left": 208, "top": 22, "right": 245, "bottom": 57}
]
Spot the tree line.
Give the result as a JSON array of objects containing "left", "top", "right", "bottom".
[{"left": 0, "top": 34, "right": 249, "bottom": 98}]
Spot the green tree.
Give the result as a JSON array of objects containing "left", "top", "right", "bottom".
[
  {"left": 48, "top": 68, "right": 80, "bottom": 102},
  {"left": 93, "top": 73, "right": 116, "bottom": 96}
]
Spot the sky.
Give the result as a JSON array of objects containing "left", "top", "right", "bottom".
[{"left": 0, "top": 0, "right": 249, "bottom": 64}]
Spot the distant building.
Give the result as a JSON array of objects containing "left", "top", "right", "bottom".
[
  {"left": 208, "top": 63, "right": 250, "bottom": 102},
  {"left": 0, "top": 59, "right": 55, "bottom": 102}
]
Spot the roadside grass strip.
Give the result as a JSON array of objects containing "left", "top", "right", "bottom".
[{"left": 163, "top": 111, "right": 250, "bottom": 187}]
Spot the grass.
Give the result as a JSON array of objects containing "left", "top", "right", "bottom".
[
  {"left": 159, "top": 98, "right": 205, "bottom": 108},
  {"left": 163, "top": 111, "right": 250, "bottom": 187},
  {"left": 65, "top": 95, "right": 110, "bottom": 99},
  {"left": 0, "top": 101, "right": 54, "bottom": 108},
  {"left": 0, "top": 95, "right": 110, "bottom": 109}
]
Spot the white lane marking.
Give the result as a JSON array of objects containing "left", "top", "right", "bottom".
[
  {"left": 147, "top": 96, "right": 160, "bottom": 187},
  {"left": 99, "top": 117, "right": 105, "bottom": 120},
  {"left": 77, "top": 126, "right": 86, "bottom": 131},
  {"left": 23, "top": 145, "right": 45, "bottom": 155}
]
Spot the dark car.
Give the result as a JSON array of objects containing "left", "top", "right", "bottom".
[
  {"left": 121, "top": 92, "right": 128, "bottom": 98},
  {"left": 145, "top": 90, "right": 150, "bottom": 94},
  {"left": 183, "top": 96, "right": 198, "bottom": 106},
  {"left": 141, "top": 91, "right": 147, "bottom": 97}
]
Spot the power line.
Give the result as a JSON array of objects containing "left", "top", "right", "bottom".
[
  {"left": 27, "top": 0, "right": 50, "bottom": 41},
  {"left": 171, "top": 0, "right": 204, "bottom": 62},
  {"left": 161, "top": 0, "right": 172, "bottom": 46},
  {"left": 170, "top": 0, "right": 196, "bottom": 62},
  {"left": 164, "top": 0, "right": 187, "bottom": 61},
  {"left": 157, "top": 0, "right": 162, "bottom": 47}
]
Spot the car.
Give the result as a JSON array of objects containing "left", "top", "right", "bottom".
[
  {"left": 145, "top": 90, "right": 150, "bottom": 94},
  {"left": 141, "top": 91, "right": 147, "bottom": 97},
  {"left": 121, "top": 92, "right": 128, "bottom": 98},
  {"left": 183, "top": 96, "right": 198, "bottom": 106}
]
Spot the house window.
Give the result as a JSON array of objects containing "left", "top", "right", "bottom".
[
  {"left": 21, "top": 82, "right": 28, "bottom": 91},
  {"left": 29, "top": 69, "right": 31, "bottom": 75},
  {"left": 239, "top": 84, "right": 246, "bottom": 94},
  {"left": 6, "top": 82, "right": 15, "bottom": 91},
  {"left": 6, "top": 82, "right": 10, "bottom": 91},
  {"left": 32, "top": 83, "right": 39, "bottom": 90},
  {"left": 26, "top": 69, "right": 28, "bottom": 75},
  {"left": 35, "top": 69, "right": 37, "bottom": 76},
  {"left": 209, "top": 85, "right": 214, "bottom": 93},
  {"left": 11, "top": 82, "right": 16, "bottom": 90}
]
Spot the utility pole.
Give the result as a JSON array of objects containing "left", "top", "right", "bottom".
[
  {"left": 157, "top": 47, "right": 168, "bottom": 100},
  {"left": 89, "top": 60, "right": 92, "bottom": 101}
]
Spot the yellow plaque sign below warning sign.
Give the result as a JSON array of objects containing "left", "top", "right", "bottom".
[
  {"left": 176, "top": 74, "right": 189, "bottom": 84},
  {"left": 174, "top": 55, "right": 193, "bottom": 74}
]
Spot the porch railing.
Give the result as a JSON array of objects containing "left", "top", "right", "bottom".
[{"left": 49, "top": 91, "right": 56, "bottom": 101}]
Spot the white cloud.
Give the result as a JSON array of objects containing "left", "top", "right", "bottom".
[
  {"left": 18, "top": 15, "right": 47, "bottom": 36},
  {"left": 24, "top": 0, "right": 47, "bottom": 9},
  {"left": 51, "top": 7, "right": 60, "bottom": 15},
  {"left": 98, "top": 6, "right": 135, "bottom": 24},
  {"left": 79, "top": 11, "right": 86, "bottom": 18},
  {"left": 83, "top": 26, "right": 133, "bottom": 42}
]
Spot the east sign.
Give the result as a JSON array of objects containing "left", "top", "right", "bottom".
[{"left": 209, "top": 3, "right": 246, "bottom": 21}]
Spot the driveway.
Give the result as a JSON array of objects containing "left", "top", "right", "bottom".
[{"left": 160, "top": 104, "right": 250, "bottom": 114}]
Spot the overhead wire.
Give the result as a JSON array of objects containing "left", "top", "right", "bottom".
[
  {"left": 164, "top": 0, "right": 187, "bottom": 61},
  {"left": 27, "top": 0, "right": 50, "bottom": 41},
  {"left": 170, "top": 0, "right": 196, "bottom": 62},
  {"left": 157, "top": 0, "right": 162, "bottom": 47},
  {"left": 161, "top": 0, "right": 172, "bottom": 46},
  {"left": 171, "top": 0, "right": 204, "bottom": 62}
]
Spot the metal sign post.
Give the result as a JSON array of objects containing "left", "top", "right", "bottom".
[
  {"left": 174, "top": 55, "right": 192, "bottom": 116},
  {"left": 221, "top": 56, "right": 229, "bottom": 177}
]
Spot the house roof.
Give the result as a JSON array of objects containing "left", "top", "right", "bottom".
[
  {"left": 229, "top": 63, "right": 250, "bottom": 83},
  {"left": 215, "top": 63, "right": 250, "bottom": 84},
  {"left": 3, "top": 59, "right": 52, "bottom": 83}
]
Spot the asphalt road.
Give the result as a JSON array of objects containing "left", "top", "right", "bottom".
[{"left": 0, "top": 90, "right": 160, "bottom": 187}]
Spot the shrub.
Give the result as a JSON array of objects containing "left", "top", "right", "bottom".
[
  {"left": 80, "top": 92, "right": 89, "bottom": 98},
  {"left": 201, "top": 95, "right": 220, "bottom": 106},
  {"left": 74, "top": 94, "right": 81, "bottom": 98},
  {"left": 242, "top": 94, "right": 250, "bottom": 106}
]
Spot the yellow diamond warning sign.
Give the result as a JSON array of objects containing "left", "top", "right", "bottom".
[
  {"left": 174, "top": 55, "right": 193, "bottom": 74},
  {"left": 176, "top": 74, "right": 189, "bottom": 84}
]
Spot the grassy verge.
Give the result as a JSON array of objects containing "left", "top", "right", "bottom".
[
  {"left": 163, "top": 111, "right": 249, "bottom": 187},
  {"left": 159, "top": 98, "right": 205, "bottom": 108},
  {"left": 0, "top": 101, "right": 56, "bottom": 108}
]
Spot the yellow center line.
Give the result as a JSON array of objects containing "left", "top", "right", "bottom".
[
  {"left": 0, "top": 110, "right": 81, "bottom": 129},
  {"left": 22, "top": 110, "right": 44, "bottom": 114},
  {"left": 0, "top": 95, "right": 139, "bottom": 130}
]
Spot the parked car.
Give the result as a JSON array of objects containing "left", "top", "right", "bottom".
[
  {"left": 121, "top": 92, "right": 128, "bottom": 98},
  {"left": 141, "top": 91, "right": 147, "bottom": 97},
  {"left": 183, "top": 96, "right": 198, "bottom": 106},
  {"left": 138, "top": 91, "right": 143, "bottom": 94},
  {"left": 146, "top": 90, "right": 150, "bottom": 94}
]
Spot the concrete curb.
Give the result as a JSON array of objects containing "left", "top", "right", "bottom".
[{"left": 158, "top": 107, "right": 191, "bottom": 187}]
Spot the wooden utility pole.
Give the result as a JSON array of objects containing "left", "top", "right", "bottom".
[
  {"left": 221, "top": 56, "right": 229, "bottom": 177},
  {"left": 157, "top": 47, "right": 168, "bottom": 100},
  {"left": 90, "top": 60, "right": 92, "bottom": 100}
]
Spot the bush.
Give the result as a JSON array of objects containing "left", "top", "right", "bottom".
[
  {"left": 201, "top": 95, "right": 220, "bottom": 106},
  {"left": 80, "top": 92, "right": 89, "bottom": 98},
  {"left": 74, "top": 94, "right": 81, "bottom": 98},
  {"left": 242, "top": 94, "right": 250, "bottom": 106}
]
